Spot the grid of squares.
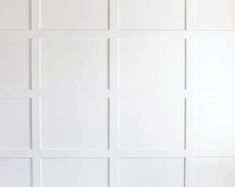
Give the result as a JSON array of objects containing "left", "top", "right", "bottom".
[{"left": 1, "top": 0, "right": 235, "bottom": 187}]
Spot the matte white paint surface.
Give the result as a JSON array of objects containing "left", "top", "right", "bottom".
[
  {"left": 119, "top": 158, "right": 184, "bottom": 187},
  {"left": 41, "top": 0, "right": 109, "bottom": 30},
  {"left": 119, "top": 39, "right": 185, "bottom": 90},
  {"left": 0, "top": 0, "right": 30, "bottom": 29},
  {"left": 119, "top": 97, "right": 185, "bottom": 149},
  {"left": 0, "top": 39, "right": 31, "bottom": 90},
  {"left": 195, "top": 96, "right": 235, "bottom": 150},
  {"left": 193, "top": 158, "right": 235, "bottom": 187},
  {"left": 0, "top": 159, "right": 31, "bottom": 187},
  {"left": 193, "top": 0, "right": 235, "bottom": 30},
  {"left": 194, "top": 38, "right": 235, "bottom": 90},
  {"left": 119, "top": 0, "right": 185, "bottom": 30},
  {"left": 0, "top": 0, "right": 235, "bottom": 186},
  {"left": 41, "top": 39, "right": 108, "bottom": 90},
  {"left": 41, "top": 98, "right": 108, "bottom": 148},
  {"left": 0, "top": 99, "right": 31, "bottom": 149},
  {"left": 42, "top": 159, "right": 108, "bottom": 187}
]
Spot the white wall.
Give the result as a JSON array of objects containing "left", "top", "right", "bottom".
[{"left": 1, "top": 0, "right": 235, "bottom": 187}]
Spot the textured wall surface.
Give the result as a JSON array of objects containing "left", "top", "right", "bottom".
[{"left": 0, "top": 0, "right": 235, "bottom": 187}]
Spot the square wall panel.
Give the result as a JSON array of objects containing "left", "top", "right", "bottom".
[
  {"left": 0, "top": 159, "right": 31, "bottom": 187},
  {"left": 194, "top": 38, "right": 235, "bottom": 90},
  {"left": 119, "top": 158, "right": 184, "bottom": 187},
  {"left": 119, "top": 0, "right": 185, "bottom": 30},
  {"left": 41, "top": 39, "right": 108, "bottom": 90},
  {"left": 0, "top": 0, "right": 30, "bottom": 30},
  {"left": 193, "top": 158, "right": 235, "bottom": 187},
  {"left": 41, "top": 0, "right": 109, "bottom": 30},
  {"left": 42, "top": 158, "right": 108, "bottom": 187},
  {"left": 0, "top": 40, "right": 31, "bottom": 90},
  {"left": 194, "top": 96, "right": 235, "bottom": 150},
  {"left": 193, "top": 0, "right": 235, "bottom": 30},
  {"left": 41, "top": 98, "right": 108, "bottom": 149},
  {"left": 119, "top": 97, "right": 185, "bottom": 149},
  {"left": 119, "top": 39, "right": 185, "bottom": 90},
  {"left": 0, "top": 99, "right": 31, "bottom": 149}
]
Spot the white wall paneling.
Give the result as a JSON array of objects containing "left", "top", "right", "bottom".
[
  {"left": 41, "top": 97, "right": 109, "bottom": 149},
  {"left": 0, "top": 158, "right": 32, "bottom": 187},
  {"left": 194, "top": 95, "right": 235, "bottom": 150},
  {"left": 194, "top": 37, "right": 235, "bottom": 90},
  {"left": 193, "top": 0, "right": 235, "bottom": 30},
  {"left": 119, "top": 0, "right": 185, "bottom": 30},
  {"left": 0, "top": 39, "right": 31, "bottom": 90},
  {"left": 118, "top": 97, "right": 185, "bottom": 149},
  {"left": 118, "top": 39, "right": 186, "bottom": 90},
  {"left": 0, "top": 98, "right": 31, "bottom": 149},
  {"left": 42, "top": 158, "right": 109, "bottom": 187},
  {"left": 119, "top": 158, "right": 185, "bottom": 187},
  {"left": 41, "top": 0, "right": 109, "bottom": 30},
  {"left": 41, "top": 39, "right": 109, "bottom": 90},
  {"left": 0, "top": 0, "right": 30, "bottom": 30},
  {"left": 0, "top": 0, "right": 235, "bottom": 187},
  {"left": 192, "top": 158, "right": 235, "bottom": 187}
]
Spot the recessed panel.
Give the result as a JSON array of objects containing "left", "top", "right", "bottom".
[
  {"left": 119, "top": 158, "right": 184, "bottom": 187},
  {"left": 195, "top": 96, "right": 235, "bottom": 150},
  {"left": 41, "top": 0, "right": 109, "bottom": 30},
  {"left": 119, "top": 97, "right": 185, "bottom": 149},
  {"left": 193, "top": 158, "right": 235, "bottom": 187},
  {"left": 119, "top": 0, "right": 185, "bottom": 30},
  {"left": 0, "top": 0, "right": 30, "bottom": 30},
  {"left": 194, "top": 38, "right": 235, "bottom": 90},
  {"left": 0, "top": 99, "right": 31, "bottom": 149},
  {"left": 42, "top": 158, "right": 108, "bottom": 187},
  {"left": 0, "top": 40, "right": 31, "bottom": 90},
  {"left": 41, "top": 39, "right": 108, "bottom": 90},
  {"left": 119, "top": 39, "right": 185, "bottom": 90},
  {"left": 0, "top": 159, "right": 31, "bottom": 187},
  {"left": 41, "top": 98, "right": 108, "bottom": 149},
  {"left": 193, "top": 0, "right": 235, "bottom": 30}
]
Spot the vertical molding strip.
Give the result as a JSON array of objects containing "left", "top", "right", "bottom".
[{"left": 31, "top": 0, "right": 41, "bottom": 186}]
